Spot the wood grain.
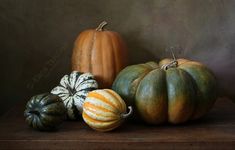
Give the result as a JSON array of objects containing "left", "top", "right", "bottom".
[{"left": 0, "top": 98, "right": 235, "bottom": 149}]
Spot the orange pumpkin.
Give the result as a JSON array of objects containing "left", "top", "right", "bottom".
[{"left": 71, "top": 21, "right": 128, "bottom": 88}]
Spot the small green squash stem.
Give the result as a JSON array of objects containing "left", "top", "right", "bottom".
[
  {"left": 121, "top": 106, "right": 133, "bottom": 119},
  {"left": 161, "top": 47, "right": 179, "bottom": 70},
  {"left": 96, "top": 21, "right": 108, "bottom": 31}
]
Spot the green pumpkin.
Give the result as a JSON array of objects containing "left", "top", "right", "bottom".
[
  {"left": 24, "top": 93, "right": 66, "bottom": 131},
  {"left": 112, "top": 58, "right": 217, "bottom": 124}
]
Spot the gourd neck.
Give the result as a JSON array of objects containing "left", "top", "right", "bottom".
[
  {"left": 96, "top": 21, "right": 108, "bottom": 31},
  {"left": 121, "top": 106, "right": 133, "bottom": 119}
]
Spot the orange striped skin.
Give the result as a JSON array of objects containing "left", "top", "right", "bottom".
[
  {"left": 82, "top": 89, "right": 131, "bottom": 132},
  {"left": 71, "top": 21, "right": 128, "bottom": 88}
]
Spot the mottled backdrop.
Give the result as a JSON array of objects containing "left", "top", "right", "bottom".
[{"left": 0, "top": 0, "right": 235, "bottom": 114}]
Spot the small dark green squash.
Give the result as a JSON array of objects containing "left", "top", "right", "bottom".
[{"left": 24, "top": 93, "right": 66, "bottom": 131}]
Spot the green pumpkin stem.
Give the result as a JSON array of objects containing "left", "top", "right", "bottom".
[
  {"left": 161, "top": 47, "right": 179, "bottom": 70},
  {"left": 169, "top": 46, "right": 177, "bottom": 61},
  {"left": 161, "top": 60, "right": 178, "bottom": 70},
  {"left": 96, "top": 21, "right": 108, "bottom": 31},
  {"left": 121, "top": 106, "right": 133, "bottom": 119}
]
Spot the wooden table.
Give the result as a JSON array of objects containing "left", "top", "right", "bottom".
[{"left": 0, "top": 98, "right": 235, "bottom": 149}]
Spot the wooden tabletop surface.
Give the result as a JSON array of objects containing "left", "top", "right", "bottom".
[{"left": 0, "top": 98, "right": 235, "bottom": 150}]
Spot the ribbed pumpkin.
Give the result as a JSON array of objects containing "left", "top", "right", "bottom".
[
  {"left": 24, "top": 93, "right": 66, "bottom": 131},
  {"left": 82, "top": 89, "right": 132, "bottom": 132},
  {"left": 71, "top": 21, "right": 128, "bottom": 88},
  {"left": 51, "top": 71, "right": 98, "bottom": 120},
  {"left": 112, "top": 58, "right": 217, "bottom": 124}
]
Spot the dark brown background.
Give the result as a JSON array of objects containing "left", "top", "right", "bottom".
[{"left": 0, "top": 0, "right": 234, "bottom": 115}]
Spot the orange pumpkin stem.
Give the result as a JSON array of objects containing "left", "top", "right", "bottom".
[{"left": 96, "top": 21, "right": 108, "bottom": 31}]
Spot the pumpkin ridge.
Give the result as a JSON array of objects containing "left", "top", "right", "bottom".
[
  {"left": 77, "top": 80, "right": 97, "bottom": 89},
  {"left": 64, "top": 97, "right": 72, "bottom": 108},
  {"left": 84, "top": 107, "right": 119, "bottom": 122},
  {"left": 76, "top": 31, "right": 90, "bottom": 70},
  {"left": 176, "top": 59, "right": 190, "bottom": 66},
  {"left": 83, "top": 111, "right": 119, "bottom": 125},
  {"left": 31, "top": 116, "right": 37, "bottom": 129},
  {"left": 42, "top": 103, "right": 65, "bottom": 116},
  {"left": 178, "top": 63, "right": 217, "bottom": 119},
  {"left": 57, "top": 92, "right": 69, "bottom": 99},
  {"left": 100, "top": 33, "right": 111, "bottom": 87},
  {"left": 83, "top": 101, "right": 114, "bottom": 113},
  {"left": 89, "top": 31, "right": 96, "bottom": 72},
  {"left": 26, "top": 101, "right": 33, "bottom": 109},
  {"left": 88, "top": 92, "right": 117, "bottom": 110},
  {"left": 104, "top": 89, "right": 125, "bottom": 112},
  {"left": 40, "top": 113, "right": 62, "bottom": 126},
  {"left": 74, "top": 73, "right": 94, "bottom": 89},
  {"left": 86, "top": 101, "right": 118, "bottom": 119},
  {"left": 166, "top": 68, "right": 196, "bottom": 123},
  {"left": 38, "top": 94, "right": 50, "bottom": 105},
  {"left": 61, "top": 95, "right": 70, "bottom": 103},
  {"left": 112, "top": 64, "right": 154, "bottom": 106},
  {"left": 79, "top": 87, "right": 97, "bottom": 93},
  {"left": 35, "top": 117, "right": 44, "bottom": 130},
  {"left": 84, "top": 106, "right": 118, "bottom": 118},
  {"left": 92, "top": 120, "right": 122, "bottom": 132},
  {"left": 144, "top": 62, "right": 159, "bottom": 69},
  {"left": 25, "top": 115, "right": 33, "bottom": 123},
  {"left": 59, "top": 75, "right": 69, "bottom": 88},
  {"left": 135, "top": 68, "right": 168, "bottom": 124},
  {"left": 41, "top": 98, "right": 62, "bottom": 107},
  {"left": 100, "top": 33, "right": 104, "bottom": 85},
  {"left": 134, "top": 68, "right": 154, "bottom": 100},
  {"left": 72, "top": 72, "right": 82, "bottom": 89},
  {"left": 54, "top": 85, "right": 69, "bottom": 94},
  {"left": 177, "top": 67, "right": 199, "bottom": 117},
  {"left": 106, "top": 32, "right": 117, "bottom": 77},
  {"left": 34, "top": 94, "right": 48, "bottom": 100},
  {"left": 74, "top": 94, "right": 86, "bottom": 100},
  {"left": 76, "top": 77, "right": 93, "bottom": 87}
]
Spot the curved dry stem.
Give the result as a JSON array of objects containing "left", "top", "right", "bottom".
[{"left": 121, "top": 106, "right": 133, "bottom": 119}]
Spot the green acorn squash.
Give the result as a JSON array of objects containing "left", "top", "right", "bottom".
[
  {"left": 24, "top": 93, "right": 66, "bottom": 131},
  {"left": 112, "top": 58, "right": 217, "bottom": 124}
]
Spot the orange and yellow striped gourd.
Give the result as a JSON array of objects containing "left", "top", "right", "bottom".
[{"left": 82, "top": 89, "right": 132, "bottom": 132}]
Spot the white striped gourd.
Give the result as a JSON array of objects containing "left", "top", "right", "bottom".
[
  {"left": 82, "top": 89, "right": 132, "bottom": 132},
  {"left": 51, "top": 71, "right": 98, "bottom": 119}
]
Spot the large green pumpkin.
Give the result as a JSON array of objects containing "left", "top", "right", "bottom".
[
  {"left": 112, "top": 58, "right": 217, "bottom": 124},
  {"left": 24, "top": 93, "right": 66, "bottom": 131}
]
